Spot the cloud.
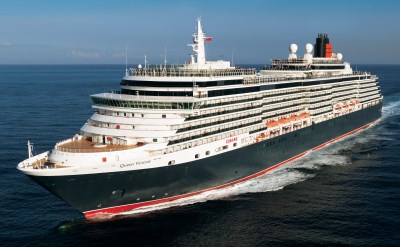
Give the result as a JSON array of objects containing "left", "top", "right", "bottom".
[
  {"left": 70, "top": 50, "right": 102, "bottom": 58},
  {"left": 0, "top": 42, "right": 13, "bottom": 46},
  {"left": 112, "top": 51, "right": 126, "bottom": 58}
]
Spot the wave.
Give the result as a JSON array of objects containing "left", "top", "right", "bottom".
[{"left": 117, "top": 139, "right": 361, "bottom": 218}]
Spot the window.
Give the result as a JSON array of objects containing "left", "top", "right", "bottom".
[
  {"left": 233, "top": 142, "right": 237, "bottom": 147},
  {"left": 195, "top": 154, "right": 200, "bottom": 158},
  {"left": 205, "top": 151, "right": 210, "bottom": 155},
  {"left": 168, "top": 160, "right": 175, "bottom": 165},
  {"left": 162, "top": 114, "right": 166, "bottom": 118},
  {"left": 153, "top": 138, "right": 157, "bottom": 142},
  {"left": 141, "top": 114, "right": 144, "bottom": 117},
  {"left": 110, "top": 189, "right": 124, "bottom": 199}
]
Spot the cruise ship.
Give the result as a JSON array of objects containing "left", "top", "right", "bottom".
[{"left": 18, "top": 19, "right": 383, "bottom": 219}]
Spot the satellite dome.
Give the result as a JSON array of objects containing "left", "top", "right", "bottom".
[
  {"left": 289, "top": 44, "right": 298, "bottom": 53},
  {"left": 138, "top": 64, "right": 143, "bottom": 69},
  {"left": 305, "top": 43, "right": 313, "bottom": 53},
  {"left": 337, "top": 53, "right": 343, "bottom": 60}
]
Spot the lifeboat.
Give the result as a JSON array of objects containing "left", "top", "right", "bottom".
[
  {"left": 278, "top": 118, "right": 290, "bottom": 125},
  {"left": 290, "top": 115, "right": 300, "bottom": 121},
  {"left": 266, "top": 120, "right": 279, "bottom": 128},
  {"left": 299, "top": 112, "right": 310, "bottom": 118}
]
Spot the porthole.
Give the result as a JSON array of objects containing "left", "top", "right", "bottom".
[
  {"left": 195, "top": 154, "right": 200, "bottom": 158},
  {"left": 205, "top": 151, "right": 210, "bottom": 155}
]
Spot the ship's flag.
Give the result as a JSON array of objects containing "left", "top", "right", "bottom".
[{"left": 205, "top": 37, "right": 212, "bottom": 42}]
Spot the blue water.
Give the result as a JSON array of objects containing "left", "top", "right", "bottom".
[{"left": 0, "top": 65, "right": 399, "bottom": 246}]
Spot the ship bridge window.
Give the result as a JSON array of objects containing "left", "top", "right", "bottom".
[
  {"left": 121, "top": 89, "right": 194, "bottom": 97},
  {"left": 91, "top": 97, "right": 194, "bottom": 110},
  {"left": 121, "top": 80, "right": 193, "bottom": 87}
]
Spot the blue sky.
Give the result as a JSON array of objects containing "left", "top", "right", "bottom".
[{"left": 0, "top": 0, "right": 399, "bottom": 64}]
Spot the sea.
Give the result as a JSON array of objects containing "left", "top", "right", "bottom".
[{"left": 0, "top": 64, "right": 399, "bottom": 247}]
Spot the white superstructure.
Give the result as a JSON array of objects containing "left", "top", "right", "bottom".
[{"left": 18, "top": 21, "right": 382, "bottom": 180}]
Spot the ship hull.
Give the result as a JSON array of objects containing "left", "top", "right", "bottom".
[{"left": 27, "top": 103, "right": 382, "bottom": 218}]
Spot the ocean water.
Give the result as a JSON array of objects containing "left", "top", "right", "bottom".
[{"left": 0, "top": 64, "right": 399, "bottom": 246}]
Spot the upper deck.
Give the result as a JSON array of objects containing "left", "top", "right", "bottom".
[{"left": 130, "top": 67, "right": 255, "bottom": 78}]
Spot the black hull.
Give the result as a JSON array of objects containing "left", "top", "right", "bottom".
[{"left": 28, "top": 103, "right": 382, "bottom": 217}]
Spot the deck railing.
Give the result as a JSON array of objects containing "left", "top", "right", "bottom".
[{"left": 130, "top": 68, "right": 256, "bottom": 77}]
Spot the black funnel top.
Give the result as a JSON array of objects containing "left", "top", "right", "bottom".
[{"left": 314, "top": 33, "right": 329, "bottom": 58}]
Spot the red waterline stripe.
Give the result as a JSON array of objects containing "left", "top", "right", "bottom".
[{"left": 84, "top": 119, "right": 378, "bottom": 219}]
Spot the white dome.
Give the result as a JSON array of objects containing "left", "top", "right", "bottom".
[
  {"left": 138, "top": 64, "right": 142, "bottom": 69},
  {"left": 305, "top": 43, "right": 313, "bottom": 53},
  {"left": 337, "top": 53, "right": 343, "bottom": 60},
  {"left": 289, "top": 43, "right": 298, "bottom": 53}
]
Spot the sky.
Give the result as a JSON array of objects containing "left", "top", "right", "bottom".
[{"left": 0, "top": 0, "right": 399, "bottom": 64}]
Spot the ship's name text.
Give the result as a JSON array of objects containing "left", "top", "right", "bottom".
[{"left": 120, "top": 160, "right": 151, "bottom": 168}]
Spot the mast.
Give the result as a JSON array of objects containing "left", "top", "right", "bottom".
[
  {"left": 27, "top": 140, "right": 33, "bottom": 159},
  {"left": 188, "top": 18, "right": 207, "bottom": 65},
  {"left": 164, "top": 46, "right": 167, "bottom": 69},
  {"left": 125, "top": 43, "right": 128, "bottom": 76},
  {"left": 196, "top": 18, "right": 206, "bottom": 65}
]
